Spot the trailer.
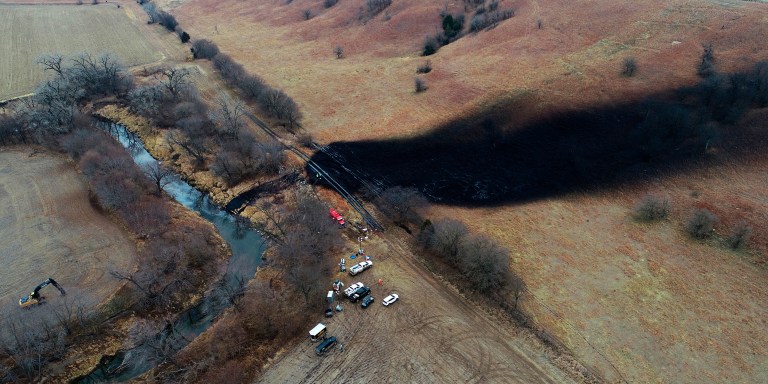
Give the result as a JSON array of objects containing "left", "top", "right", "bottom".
[{"left": 309, "top": 323, "right": 327, "bottom": 342}]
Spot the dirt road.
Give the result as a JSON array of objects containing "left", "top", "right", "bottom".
[
  {"left": 0, "top": 148, "right": 136, "bottom": 325},
  {"left": 255, "top": 232, "right": 575, "bottom": 384}
]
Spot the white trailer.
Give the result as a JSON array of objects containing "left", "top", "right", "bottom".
[{"left": 309, "top": 323, "right": 327, "bottom": 342}]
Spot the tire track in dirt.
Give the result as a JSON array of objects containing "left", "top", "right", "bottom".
[{"left": 255, "top": 231, "right": 574, "bottom": 384}]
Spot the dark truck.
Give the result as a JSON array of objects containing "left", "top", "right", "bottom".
[
  {"left": 350, "top": 286, "right": 371, "bottom": 302},
  {"left": 315, "top": 336, "right": 337, "bottom": 356}
]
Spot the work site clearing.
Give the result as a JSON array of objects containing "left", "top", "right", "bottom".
[
  {"left": 256, "top": 233, "right": 575, "bottom": 384},
  {"left": 0, "top": 148, "right": 135, "bottom": 326}
]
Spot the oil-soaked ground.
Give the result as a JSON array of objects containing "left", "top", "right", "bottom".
[{"left": 310, "top": 80, "right": 767, "bottom": 206}]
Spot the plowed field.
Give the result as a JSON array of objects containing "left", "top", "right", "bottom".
[{"left": 0, "top": 4, "right": 161, "bottom": 101}]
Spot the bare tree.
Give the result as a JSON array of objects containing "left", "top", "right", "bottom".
[
  {"left": 459, "top": 234, "right": 511, "bottom": 294},
  {"left": 376, "top": 186, "right": 428, "bottom": 228},
  {"left": 166, "top": 130, "right": 207, "bottom": 165},
  {"left": 334, "top": 46, "right": 344, "bottom": 59},
  {"left": 156, "top": 66, "right": 191, "bottom": 99},
  {"left": 143, "top": 162, "right": 174, "bottom": 195},
  {"left": 426, "top": 218, "right": 469, "bottom": 264},
  {"left": 252, "top": 200, "right": 288, "bottom": 242},
  {"left": 36, "top": 53, "right": 66, "bottom": 77},
  {"left": 209, "top": 93, "right": 246, "bottom": 139}
]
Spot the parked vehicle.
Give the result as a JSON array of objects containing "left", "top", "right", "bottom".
[
  {"left": 350, "top": 286, "right": 371, "bottom": 302},
  {"left": 309, "top": 323, "right": 327, "bottom": 342},
  {"left": 324, "top": 308, "right": 334, "bottom": 317},
  {"left": 315, "top": 336, "right": 337, "bottom": 356},
  {"left": 361, "top": 295, "right": 374, "bottom": 308},
  {"left": 382, "top": 293, "right": 399, "bottom": 306},
  {"left": 344, "top": 282, "right": 364, "bottom": 298},
  {"left": 349, "top": 260, "right": 373, "bottom": 276},
  {"left": 329, "top": 209, "right": 345, "bottom": 225}
]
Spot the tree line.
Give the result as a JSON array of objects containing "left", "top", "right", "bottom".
[{"left": 192, "top": 40, "right": 303, "bottom": 132}]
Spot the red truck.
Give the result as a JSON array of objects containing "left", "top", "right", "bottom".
[{"left": 329, "top": 208, "right": 345, "bottom": 225}]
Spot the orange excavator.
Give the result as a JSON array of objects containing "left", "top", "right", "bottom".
[{"left": 18, "top": 278, "right": 66, "bottom": 308}]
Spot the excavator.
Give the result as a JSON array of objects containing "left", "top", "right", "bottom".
[{"left": 18, "top": 278, "right": 66, "bottom": 308}]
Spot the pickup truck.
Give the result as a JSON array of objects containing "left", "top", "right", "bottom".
[
  {"left": 350, "top": 286, "right": 371, "bottom": 302},
  {"left": 349, "top": 260, "right": 373, "bottom": 276},
  {"left": 343, "top": 282, "right": 364, "bottom": 298}
]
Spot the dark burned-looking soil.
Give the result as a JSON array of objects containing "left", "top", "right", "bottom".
[{"left": 310, "top": 90, "right": 767, "bottom": 206}]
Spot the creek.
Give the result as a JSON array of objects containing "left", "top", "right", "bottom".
[{"left": 72, "top": 122, "right": 265, "bottom": 383}]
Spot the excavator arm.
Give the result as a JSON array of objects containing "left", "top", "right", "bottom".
[{"left": 19, "top": 278, "right": 66, "bottom": 308}]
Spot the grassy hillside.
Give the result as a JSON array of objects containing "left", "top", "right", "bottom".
[{"left": 171, "top": 0, "right": 768, "bottom": 382}]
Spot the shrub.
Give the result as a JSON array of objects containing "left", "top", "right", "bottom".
[
  {"left": 191, "top": 39, "right": 220, "bottom": 59},
  {"left": 725, "top": 221, "right": 752, "bottom": 250},
  {"left": 156, "top": 11, "right": 178, "bottom": 32},
  {"left": 414, "top": 77, "right": 427, "bottom": 93},
  {"left": 633, "top": 194, "right": 670, "bottom": 222},
  {"left": 470, "top": 8, "right": 514, "bottom": 32},
  {"left": 297, "top": 132, "right": 314, "bottom": 147},
  {"left": 416, "top": 60, "right": 432, "bottom": 74},
  {"left": 685, "top": 208, "right": 717, "bottom": 239},
  {"left": 179, "top": 31, "right": 190, "bottom": 43},
  {"left": 622, "top": 57, "right": 637, "bottom": 77},
  {"left": 423, "top": 35, "right": 439, "bottom": 56},
  {"left": 697, "top": 43, "right": 716, "bottom": 78},
  {"left": 334, "top": 46, "right": 344, "bottom": 59},
  {"left": 367, "top": 0, "right": 391, "bottom": 16},
  {"left": 324, "top": 0, "right": 338, "bottom": 8}
]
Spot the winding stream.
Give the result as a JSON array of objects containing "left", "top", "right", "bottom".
[{"left": 72, "top": 122, "right": 266, "bottom": 383}]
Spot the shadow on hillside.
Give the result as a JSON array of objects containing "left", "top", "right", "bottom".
[{"left": 309, "top": 72, "right": 768, "bottom": 206}]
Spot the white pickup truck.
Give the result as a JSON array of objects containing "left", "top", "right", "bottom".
[
  {"left": 343, "top": 282, "right": 364, "bottom": 298},
  {"left": 349, "top": 260, "right": 373, "bottom": 276}
]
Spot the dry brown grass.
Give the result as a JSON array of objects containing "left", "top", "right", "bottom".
[
  {"left": 0, "top": 4, "right": 162, "bottom": 101},
  {"left": 0, "top": 147, "right": 136, "bottom": 324},
  {"left": 166, "top": 0, "right": 768, "bottom": 382},
  {"left": 430, "top": 151, "right": 768, "bottom": 383}
]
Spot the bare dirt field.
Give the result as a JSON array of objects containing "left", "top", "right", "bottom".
[
  {"left": 0, "top": 3, "right": 162, "bottom": 101},
  {"left": 0, "top": 148, "right": 136, "bottom": 326},
  {"left": 256, "top": 232, "right": 576, "bottom": 384}
]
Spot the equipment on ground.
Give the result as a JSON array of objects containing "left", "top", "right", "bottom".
[
  {"left": 315, "top": 336, "right": 337, "bottom": 356},
  {"left": 19, "top": 278, "right": 66, "bottom": 308},
  {"left": 309, "top": 323, "right": 327, "bottom": 342}
]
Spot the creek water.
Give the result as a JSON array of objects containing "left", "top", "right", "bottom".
[{"left": 72, "top": 122, "right": 265, "bottom": 383}]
